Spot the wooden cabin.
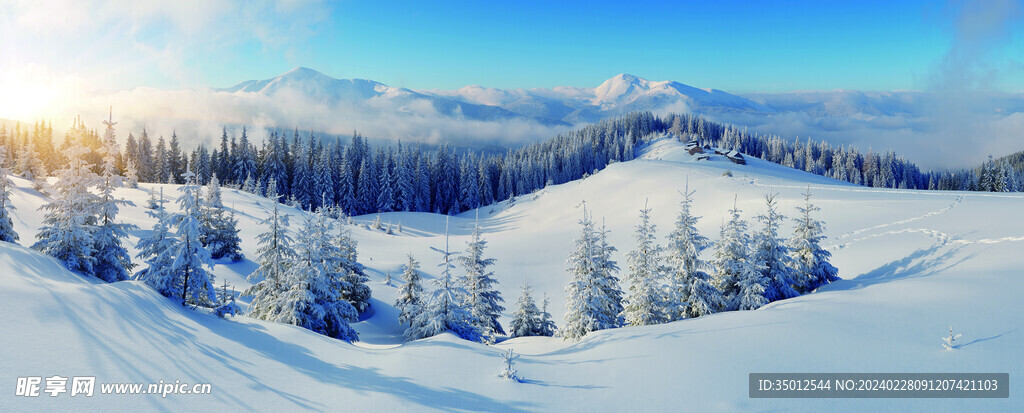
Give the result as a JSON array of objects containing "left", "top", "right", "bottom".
[{"left": 726, "top": 150, "right": 746, "bottom": 165}]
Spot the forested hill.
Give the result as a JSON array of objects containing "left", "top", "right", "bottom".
[{"left": 1, "top": 111, "right": 1019, "bottom": 221}]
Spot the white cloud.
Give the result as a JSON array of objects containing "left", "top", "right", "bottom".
[{"left": 51, "top": 85, "right": 571, "bottom": 152}]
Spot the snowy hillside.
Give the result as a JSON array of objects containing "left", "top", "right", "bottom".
[{"left": 2, "top": 137, "right": 1022, "bottom": 411}]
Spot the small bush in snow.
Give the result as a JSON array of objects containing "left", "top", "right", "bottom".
[
  {"left": 942, "top": 326, "right": 963, "bottom": 350},
  {"left": 499, "top": 349, "right": 520, "bottom": 382}
]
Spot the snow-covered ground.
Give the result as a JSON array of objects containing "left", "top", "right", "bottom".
[{"left": 2, "top": 137, "right": 1021, "bottom": 411}]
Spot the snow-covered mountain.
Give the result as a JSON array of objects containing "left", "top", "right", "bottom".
[
  {"left": 427, "top": 72, "right": 776, "bottom": 124},
  {"left": 221, "top": 67, "right": 541, "bottom": 125},
  {"left": 2, "top": 136, "right": 1022, "bottom": 411},
  {"left": 221, "top": 68, "right": 772, "bottom": 126},
  {"left": 50, "top": 67, "right": 1024, "bottom": 170}
]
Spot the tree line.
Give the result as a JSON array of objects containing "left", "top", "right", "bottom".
[{"left": 2, "top": 111, "right": 1019, "bottom": 225}]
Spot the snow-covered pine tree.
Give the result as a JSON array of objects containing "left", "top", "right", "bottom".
[
  {"left": 735, "top": 254, "right": 768, "bottom": 310},
  {"left": 622, "top": 203, "right": 668, "bottom": 326},
  {"left": 595, "top": 219, "right": 624, "bottom": 323},
  {"left": 509, "top": 283, "right": 542, "bottom": 338},
  {"left": 538, "top": 294, "right": 557, "bottom": 337},
  {"left": 458, "top": 220, "right": 505, "bottom": 342},
  {"left": 233, "top": 128, "right": 258, "bottom": 189},
  {"left": 789, "top": 186, "right": 839, "bottom": 293},
  {"left": 665, "top": 184, "right": 722, "bottom": 319},
  {"left": 272, "top": 207, "right": 359, "bottom": 342},
  {"left": 0, "top": 149, "right": 19, "bottom": 243},
  {"left": 335, "top": 227, "right": 372, "bottom": 314},
  {"left": 264, "top": 177, "right": 280, "bottom": 203},
  {"left": 168, "top": 170, "right": 217, "bottom": 306},
  {"left": 245, "top": 196, "right": 297, "bottom": 321},
  {"left": 313, "top": 149, "right": 335, "bottom": 211},
  {"left": 214, "top": 279, "right": 241, "bottom": 318},
  {"left": 135, "top": 188, "right": 179, "bottom": 297},
  {"left": 713, "top": 196, "right": 753, "bottom": 311},
  {"left": 15, "top": 140, "right": 46, "bottom": 189},
  {"left": 291, "top": 136, "right": 313, "bottom": 209},
  {"left": 376, "top": 157, "right": 396, "bottom": 212},
  {"left": 395, "top": 254, "right": 425, "bottom": 327},
  {"left": 242, "top": 173, "right": 256, "bottom": 194},
  {"left": 498, "top": 348, "right": 520, "bottom": 382},
  {"left": 405, "top": 218, "right": 481, "bottom": 342},
  {"left": 396, "top": 147, "right": 416, "bottom": 211},
  {"left": 201, "top": 174, "right": 244, "bottom": 261},
  {"left": 0, "top": 150, "right": 18, "bottom": 243},
  {"left": 562, "top": 208, "right": 623, "bottom": 341},
  {"left": 92, "top": 110, "right": 136, "bottom": 282},
  {"left": 124, "top": 158, "right": 139, "bottom": 188},
  {"left": 33, "top": 121, "right": 99, "bottom": 276},
  {"left": 752, "top": 192, "right": 798, "bottom": 302},
  {"left": 356, "top": 158, "right": 377, "bottom": 215}
]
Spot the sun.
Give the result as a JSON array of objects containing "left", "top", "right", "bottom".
[{"left": 0, "top": 70, "right": 63, "bottom": 121}]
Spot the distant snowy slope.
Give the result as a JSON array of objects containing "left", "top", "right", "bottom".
[
  {"left": 2, "top": 138, "right": 1023, "bottom": 411},
  {"left": 223, "top": 67, "right": 772, "bottom": 127},
  {"left": 220, "top": 67, "right": 549, "bottom": 125},
  {"left": 591, "top": 74, "right": 773, "bottom": 114},
  {"left": 427, "top": 73, "right": 773, "bottom": 124}
]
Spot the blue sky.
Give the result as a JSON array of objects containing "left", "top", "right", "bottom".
[{"left": 1, "top": 0, "right": 1021, "bottom": 93}]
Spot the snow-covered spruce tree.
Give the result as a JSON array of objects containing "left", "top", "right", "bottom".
[
  {"left": 509, "top": 283, "right": 542, "bottom": 338},
  {"left": 271, "top": 208, "right": 359, "bottom": 342},
  {"left": 622, "top": 203, "right": 668, "bottom": 326},
  {"left": 458, "top": 220, "right": 505, "bottom": 342},
  {"left": 201, "top": 174, "right": 244, "bottom": 261},
  {"left": 135, "top": 188, "right": 179, "bottom": 297},
  {"left": 214, "top": 284, "right": 242, "bottom": 318},
  {"left": 146, "top": 190, "right": 160, "bottom": 209},
  {"left": 752, "top": 193, "right": 798, "bottom": 302},
  {"left": 0, "top": 151, "right": 20, "bottom": 244},
  {"left": 242, "top": 173, "right": 256, "bottom": 194},
  {"left": 562, "top": 208, "right": 623, "bottom": 341},
  {"left": 33, "top": 122, "right": 99, "bottom": 276},
  {"left": 499, "top": 348, "right": 520, "bottom": 382},
  {"left": 376, "top": 158, "right": 396, "bottom": 212},
  {"left": 245, "top": 196, "right": 297, "bottom": 321},
  {"left": 538, "top": 294, "right": 557, "bottom": 337},
  {"left": 91, "top": 111, "right": 136, "bottom": 282},
  {"left": 666, "top": 185, "right": 721, "bottom": 319},
  {"left": 395, "top": 254, "right": 425, "bottom": 327},
  {"left": 168, "top": 170, "right": 217, "bottom": 306},
  {"left": 335, "top": 227, "right": 372, "bottom": 314},
  {"left": 124, "top": 158, "right": 139, "bottom": 188},
  {"left": 789, "top": 186, "right": 839, "bottom": 293},
  {"left": 15, "top": 140, "right": 46, "bottom": 189},
  {"left": 595, "top": 220, "right": 624, "bottom": 322},
  {"left": 712, "top": 197, "right": 759, "bottom": 311},
  {"left": 735, "top": 254, "right": 769, "bottom": 311},
  {"left": 405, "top": 219, "right": 481, "bottom": 342}
]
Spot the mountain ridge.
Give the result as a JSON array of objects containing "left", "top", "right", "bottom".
[{"left": 220, "top": 67, "right": 772, "bottom": 125}]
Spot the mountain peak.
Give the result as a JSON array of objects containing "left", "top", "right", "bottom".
[
  {"left": 593, "top": 73, "right": 653, "bottom": 107},
  {"left": 280, "top": 66, "right": 332, "bottom": 80},
  {"left": 610, "top": 73, "right": 644, "bottom": 83}
]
